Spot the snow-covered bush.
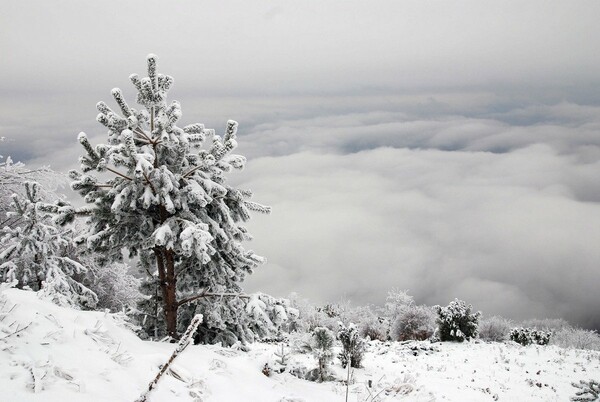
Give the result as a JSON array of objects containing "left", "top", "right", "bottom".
[
  {"left": 57, "top": 54, "right": 270, "bottom": 340},
  {"left": 434, "top": 299, "right": 480, "bottom": 342},
  {"left": 551, "top": 327, "right": 600, "bottom": 351},
  {"left": 391, "top": 304, "right": 436, "bottom": 341},
  {"left": 337, "top": 322, "right": 365, "bottom": 368},
  {"left": 243, "top": 293, "right": 296, "bottom": 342},
  {"left": 385, "top": 289, "right": 438, "bottom": 341},
  {"left": 305, "top": 327, "right": 335, "bottom": 382},
  {"left": 288, "top": 295, "right": 387, "bottom": 340},
  {"left": 340, "top": 304, "right": 388, "bottom": 341},
  {"left": 289, "top": 331, "right": 313, "bottom": 354},
  {"left": 570, "top": 379, "right": 599, "bottom": 401},
  {"left": 85, "top": 260, "right": 142, "bottom": 312},
  {"left": 287, "top": 294, "right": 339, "bottom": 333},
  {"left": 478, "top": 315, "right": 513, "bottom": 342},
  {"left": 360, "top": 315, "right": 389, "bottom": 341},
  {"left": 509, "top": 327, "right": 551, "bottom": 346}
]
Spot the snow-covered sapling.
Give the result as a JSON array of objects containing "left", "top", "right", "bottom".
[
  {"left": 434, "top": 299, "right": 481, "bottom": 342},
  {"left": 338, "top": 322, "right": 365, "bottom": 368},
  {"left": 306, "top": 327, "right": 335, "bottom": 382},
  {"left": 57, "top": 54, "right": 270, "bottom": 340},
  {"left": 275, "top": 343, "right": 290, "bottom": 366}
]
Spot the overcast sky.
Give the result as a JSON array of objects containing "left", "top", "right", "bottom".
[{"left": 2, "top": 0, "right": 600, "bottom": 329}]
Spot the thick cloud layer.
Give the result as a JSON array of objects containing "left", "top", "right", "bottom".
[
  {"left": 1, "top": 1, "right": 600, "bottom": 328},
  {"left": 233, "top": 106, "right": 600, "bottom": 329}
]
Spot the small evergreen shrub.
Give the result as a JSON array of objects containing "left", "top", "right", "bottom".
[
  {"left": 337, "top": 322, "right": 365, "bottom": 368},
  {"left": 509, "top": 327, "right": 551, "bottom": 346},
  {"left": 434, "top": 299, "right": 480, "bottom": 342},
  {"left": 391, "top": 304, "right": 436, "bottom": 341},
  {"left": 478, "top": 316, "right": 513, "bottom": 342}
]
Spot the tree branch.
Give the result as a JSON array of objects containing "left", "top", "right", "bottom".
[
  {"left": 142, "top": 171, "right": 157, "bottom": 194},
  {"left": 177, "top": 291, "right": 250, "bottom": 308},
  {"left": 134, "top": 128, "right": 153, "bottom": 143},
  {"left": 182, "top": 164, "right": 206, "bottom": 179},
  {"left": 106, "top": 167, "right": 132, "bottom": 181}
]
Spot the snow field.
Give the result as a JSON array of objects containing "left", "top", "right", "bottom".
[{"left": 1, "top": 288, "right": 598, "bottom": 401}]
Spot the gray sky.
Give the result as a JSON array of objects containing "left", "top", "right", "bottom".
[{"left": 2, "top": 0, "right": 600, "bottom": 329}]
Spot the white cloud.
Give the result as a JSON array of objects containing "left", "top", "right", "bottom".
[{"left": 237, "top": 145, "right": 600, "bottom": 328}]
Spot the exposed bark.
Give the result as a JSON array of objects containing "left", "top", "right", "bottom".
[
  {"left": 154, "top": 247, "right": 178, "bottom": 339},
  {"left": 163, "top": 248, "right": 178, "bottom": 339}
]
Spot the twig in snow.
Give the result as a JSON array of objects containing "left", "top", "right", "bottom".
[
  {"left": 0, "top": 322, "right": 31, "bottom": 341},
  {"left": 134, "top": 314, "right": 203, "bottom": 402}
]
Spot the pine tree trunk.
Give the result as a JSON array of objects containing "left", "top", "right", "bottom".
[
  {"left": 164, "top": 249, "right": 178, "bottom": 339},
  {"left": 155, "top": 247, "right": 179, "bottom": 339}
]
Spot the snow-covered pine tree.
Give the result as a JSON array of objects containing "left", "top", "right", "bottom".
[
  {"left": 59, "top": 54, "right": 270, "bottom": 340},
  {"left": 0, "top": 182, "right": 97, "bottom": 307}
]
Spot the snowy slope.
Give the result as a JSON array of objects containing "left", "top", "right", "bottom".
[{"left": 1, "top": 288, "right": 598, "bottom": 402}]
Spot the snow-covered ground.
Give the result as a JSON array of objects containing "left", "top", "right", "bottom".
[{"left": 1, "top": 288, "right": 598, "bottom": 402}]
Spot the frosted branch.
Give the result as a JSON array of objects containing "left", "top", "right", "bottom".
[{"left": 177, "top": 290, "right": 250, "bottom": 307}]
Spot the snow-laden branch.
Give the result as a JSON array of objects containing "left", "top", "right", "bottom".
[{"left": 177, "top": 289, "right": 250, "bottom": 307}]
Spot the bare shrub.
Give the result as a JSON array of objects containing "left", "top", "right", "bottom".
[
  {"left": 552, "top": 327, "right": 600, "bottom": 351},
  {"left": 385, "top": 289, "right": 414, "bottom": 322},
  {"left": 391, "top": 305, "right": 436, "bottom": 341},
  {"left": 478, "top": 316, "right": 513, "bottom": 342},
  {"left": 287, "top": 293, "right": 338, "bottom": 333},
  {"left": 360, "top": 316, "right": 389, "bottom": 341},
  {"left": 341, "top": 304, "right": 388, "bottom": 341},
  {"left": 521, "top": 318, "right": 570, "bottom": 332}
]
